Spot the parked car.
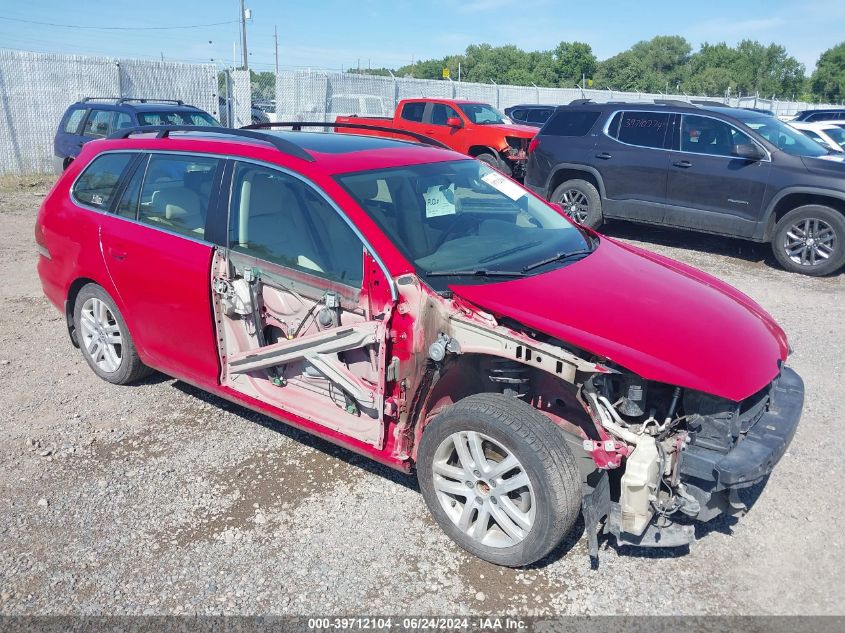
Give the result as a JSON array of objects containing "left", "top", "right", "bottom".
[
  {"left": 789, "top": 121, "right": 845, "bottom": 153},
  {"left": 791, "top": 108, "right": 845, "bottom": 123},
  {"left": 36, "top": 124, "right": 803, "bottom": 566},
  {"left": 54, "top": 98, "right": 219, "bottom": 172},
  {"left": 217, "top": 97, "right": 271, "bottom": 126},
  {"left": 336, "top": 98, "right": 537, "bottom": 178},
  {"left": 526, "top": 100, "right": 845, "bottom": 276},
  {"left": 504, "top": 104, "right": 557, "bottom": 127}
]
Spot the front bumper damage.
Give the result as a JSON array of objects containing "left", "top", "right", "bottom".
[{"left": 582, "top": 367, "right": 804, "bottom": 561}]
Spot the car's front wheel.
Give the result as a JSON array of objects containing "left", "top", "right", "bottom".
[
  {"left": 73, "top": 283, "right": 153, "bottom": 385},
  {"left": 772, "top": 205, "right": 845, "bottom": 276},
  {"left": 550, "top": 179, "right": 603, "bottom": 229},
  {"left": 417, "top": 393, "right": 581, "bottom": 567}
]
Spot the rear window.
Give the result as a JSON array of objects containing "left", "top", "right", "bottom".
[
  {"left": 63, "top": 108, "right": 87, "bottom": 134},
  {"left": 401, "top": 102, "right": 425, "bottom": 122},
  {"left": 73, "top": 153, "right": 135, "bottom": 209},
  {"left": 137, "top": 111, "right": 218, "bottom": 126},
  {"left": 607, "top": 111, "right": 671, "bottom": 149},
  {"left": 542, "top": 110, "right": 600, "bottom": 136}
]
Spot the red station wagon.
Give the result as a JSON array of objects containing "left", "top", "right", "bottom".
[{"left": 35, "top": 124, "right": 804, "bottom": 566}]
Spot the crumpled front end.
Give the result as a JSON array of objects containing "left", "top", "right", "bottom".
[{"left": 579, "top": 364, "right": 804, "bottom": 556}]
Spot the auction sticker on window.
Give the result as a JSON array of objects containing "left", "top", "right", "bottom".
[
  {"left": 481, "top": 172, "right": 526, "bottom": 200},
  {"left": 424, "top": 183, "right": 457, "bottom": 217}
]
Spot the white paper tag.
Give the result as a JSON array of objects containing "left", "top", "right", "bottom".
[
  {"left": 481, "top": 172, "right": 526, "bottom": 201},
  {"left": 424, "top": 184, "right": 456, "bottom": 218}
]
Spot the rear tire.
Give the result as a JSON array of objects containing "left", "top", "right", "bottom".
[
  {"left": 550, "top": 179, "right": 603, "bottom": 229},
  {"left": 476, "top": 152, "right": 512, "bottom": 177},
  {"left": 73, "top": 284, "right": 153, "bottom": 385},
  {"left": 417, "top": 393, "right": 581, "bottom": 567},
  {"left": 771, "top": 205, "right": 845, "bottom": 276}
]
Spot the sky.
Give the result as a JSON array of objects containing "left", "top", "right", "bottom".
[{"left": 1, "top": 0, "right": 843, "bottom": 74}]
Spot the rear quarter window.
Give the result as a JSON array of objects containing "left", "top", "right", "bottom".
[
  {"left": 72, "top": 153, "right": 135, "bottom": 210},
  {"left": 63, "top": 108, "right": 87, "bottom": 134},
  {"left": 542, "top": 110, "right": 600, "bottom": 136}
]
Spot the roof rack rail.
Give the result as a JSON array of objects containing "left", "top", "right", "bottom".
[
  {"left": 690, "top": 99, "right": 731, "bottom": 107},
  {"left": 81, "top": 97, "right": 186, "bottom": 106},
  {"left": 107, "top": 125, "right": 314, "bottom": 162},
  {"left": 653, "top": 99, "right": 695, "bottom": 107},
  {"left": 568, "top": 99, "right": 594, "bottom": 106},
  {"left": 241, "top": 121, "right": 450, "bottom": 150}
]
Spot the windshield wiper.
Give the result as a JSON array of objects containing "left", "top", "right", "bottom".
[
  {"left": 426, "top": 269, "right": 526, "bottom": 278},
  {"left": 521, "top": 249, "right": 593, "bottom": 272}
]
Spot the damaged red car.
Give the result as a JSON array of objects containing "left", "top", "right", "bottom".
[{"left": 35, "top": 124, "right": 804, "bottom": 566}]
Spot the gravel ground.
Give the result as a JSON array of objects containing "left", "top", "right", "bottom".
[{"left": 0, "top": 176, "right": 843, "bottom": 616}]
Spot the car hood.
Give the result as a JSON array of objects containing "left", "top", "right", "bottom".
[{"left": 449, "top": 238, "right": 788, "bottom": 402}]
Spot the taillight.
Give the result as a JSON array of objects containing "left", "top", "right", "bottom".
[
  {"left": 528, "top": 137, "right": 540, "bottom": 154},
  {"left": 35, "top": 222, "right": 51, "bottom": 259}
]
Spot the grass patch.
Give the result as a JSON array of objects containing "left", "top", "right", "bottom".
[{"left": 0, "top": 173, "right": 55, "bottom": 193}]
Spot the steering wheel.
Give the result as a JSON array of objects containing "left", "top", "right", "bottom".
[{"left": 431, "top": 213, "right": 480, "bottom": 251}]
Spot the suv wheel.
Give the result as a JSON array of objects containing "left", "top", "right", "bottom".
[
  {"left": 417, "top": 393, "right": 581, "bottom": 567},
  {"left": 551, "top": 179, "right": 602, "bottom": 229},
  {"left": 73, "top": 284, "right": 153, "bottom": 385},
  {"left": 772, "top": 205, "right": 845, "bottom": 276}
]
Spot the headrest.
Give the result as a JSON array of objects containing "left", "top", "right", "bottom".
[
  {"left": 153, "top": 188, "right": 201, "bottom": 220},
  {"left": 347, "top": 177, "right": 379, "bottom": 201}
]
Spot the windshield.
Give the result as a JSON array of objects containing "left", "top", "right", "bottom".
[
  {"left": 337, "top": 160, "right": 592, "bottom": 290},
  {"left": 137, "top": 111, "right": 220, "bottom": 127},
  {"left": 458, "top": 103, "right": 506, "bottom": 125},
  {"left": 745, "top": 117, "right": 827, "bottom": 157},
  {"left": 824, "top": 127, "right": 845, "bottom": 146}
]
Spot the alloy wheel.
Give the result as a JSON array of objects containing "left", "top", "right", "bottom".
[
  {"left": 559, "top": 189, "right": 590, "bottom": 223},
  {"left": 79, "top": 297, "right": 123, "bottom": 373},
  {"left": 783, "top": 217, "right": 836, "bottom": 267},
  {"left": 431, "top": 431, "right": 535, "bottom": 548}
]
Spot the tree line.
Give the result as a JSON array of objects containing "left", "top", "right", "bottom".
[{"left": 347, "top": 37, "right": 845, "bottom": 102}]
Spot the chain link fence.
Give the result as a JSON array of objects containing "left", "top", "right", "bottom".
[
  {"left": 267, "top": 70, "right": 843, "bottom": 128},
  {"left": 0, "top": 49, "right": 218, "bottom": 175}
]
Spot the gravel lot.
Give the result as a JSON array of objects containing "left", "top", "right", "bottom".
[{"left": 1, "top": 176, "right": 843, "bottom": 616}]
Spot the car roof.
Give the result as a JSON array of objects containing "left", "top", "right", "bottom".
[
  {"left": 71, "top": 100, "right": 202, "bottom": 113},
  {"left": 90, "top": 128, "right": 467, "bottom": 176},
  {"left": 552, "top": 100, "right": 765, "bottom": 121}
]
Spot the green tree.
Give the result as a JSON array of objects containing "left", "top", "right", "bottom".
[
  {"left": 811, "top": 42, "right": 845, "bottom": 101},
  {"left": 554, "top": 42, "right": 597, "bottom": 85}
]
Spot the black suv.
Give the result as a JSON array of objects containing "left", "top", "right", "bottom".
[
  {"left": 504, "top": 104, "right": 556, "bottom": 127},
  {"left": 525, "top": 100, "right": 845, "bottom": 276},
  {"left": 792, "top": 108, "right": 845, "bottom": 123}
]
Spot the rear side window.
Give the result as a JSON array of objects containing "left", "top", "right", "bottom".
[
  {"left": 607, "top": 111, "right": 671, "bottom": 149},
  {"left": 63, "top": 108, "right": 87, "bottom": 134},
  {"left": 82, "top": 109, "right": 114, "bottom": 138},
  {"left": 401, "top": 102, "right": 425, "bottom": 122},
  {"left": 73, "top": 153, "right": 134, "bottom": 209},
  {"left": 510, "top": 109, "right": 527, "bottom": 122},
  {"left": 135, "top": 154, "right": 220, "bottom": 239},
  {"left": 542, "top": 110, "right": 600, "bottom": 136}
]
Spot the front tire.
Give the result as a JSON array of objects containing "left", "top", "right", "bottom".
[
  {"left": 550, "top": 179, "right": 603, "bottom": 229},
  {"left": 772, "top": 205, "right": 845, "bottom": 276},
  {"left": 417, "top": 393, "right": 581, "bottom": 567},
  {"left": 73, "top": 284, "right": 153, "bottom": 385},
  {"left": 476, "top": 152, "right": 512, "bottom": 177}
]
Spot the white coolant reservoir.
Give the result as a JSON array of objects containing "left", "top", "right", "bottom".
[{"left": 620, "top": 436, "right": 660, "bottom": 535}]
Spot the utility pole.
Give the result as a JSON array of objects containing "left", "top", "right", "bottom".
[
  {"left": 274, "top": 25, "right": 279, "bottom": 74},
  {"left": 240, "top": 0, "right": 249, "bottom": 70}
]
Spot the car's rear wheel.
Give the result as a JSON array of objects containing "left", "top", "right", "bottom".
[
  {"left": 551, "top": 179, "right": 603, "bottom": 229},
  {"left": 73, "top": 284, "right": 153, "bottom": 385},
  {"left": 772, "top": 205, "right": 845, "bottom": 276},
  {"left": 417, "top": 393, "right": 581, "bottom": 567},
  {"left": 476, "top": 152, "right": 512, "bottom": 177}
]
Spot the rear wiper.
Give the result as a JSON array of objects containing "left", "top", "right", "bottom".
[
  {"left": 521, "top": 249, "right": 593, "bottom": 272},
  {"left": 425, "top": 269, "right": 526, "bottom": 278}
]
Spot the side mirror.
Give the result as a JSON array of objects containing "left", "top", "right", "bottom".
[
  {"left": 732, "top": 143, "right": 765, "bottom": 161},
  {"left": 446, "top": 117, "right": 462, "bottom": 128}
]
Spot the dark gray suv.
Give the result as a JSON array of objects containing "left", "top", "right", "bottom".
[{"left": 525, "top": 100, "right": 845, "bottom": 276}]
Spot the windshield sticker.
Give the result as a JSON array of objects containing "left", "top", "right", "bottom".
[
  {"left": 424, "top": 183, "right": 457, "bottom": 217},
  {"left": 481, "top": 172, "right": 526, "bottom": 201}
]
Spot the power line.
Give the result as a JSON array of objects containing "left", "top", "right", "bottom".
[{"left": 0, "top": 15, "right": 238, "bottom": 31}]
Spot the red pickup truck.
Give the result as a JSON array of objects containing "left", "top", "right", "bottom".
[{"left": 336, "top": 98, "right": 537, "bottom": 179}]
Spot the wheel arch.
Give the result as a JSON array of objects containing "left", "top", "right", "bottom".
[
  {"left": 65, "top": 277, "right": 98, "bottom": 348},
  {"left": 762, "top": 188, "right": 845, "bottom": 241},
  {"left": 545, "top": 164, "right": 605, "bottom": 201},
  {"left": 468, "top": 145, "right": 502, "bottom": 159}
]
